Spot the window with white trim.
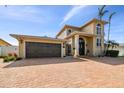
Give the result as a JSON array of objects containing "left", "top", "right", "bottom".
[
  {"left": 96, "top": 38, "right": 101, "bottom": 47},
  {"left": 96, "top": 24, "right": 101, "bottom": 35}
]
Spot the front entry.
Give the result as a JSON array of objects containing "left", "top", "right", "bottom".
[{"left": 79, "top": 38, "right": 85, "bottom": 55}]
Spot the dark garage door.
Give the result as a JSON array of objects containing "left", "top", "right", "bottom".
[{"left": 26, "top": 42, "right": 61, "bottom": 58}]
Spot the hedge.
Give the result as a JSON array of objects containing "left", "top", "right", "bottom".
[{"left": 106, "top": 50, "right": 119, "bottom": 57}]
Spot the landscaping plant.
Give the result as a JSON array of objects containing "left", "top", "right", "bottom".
[{"left": 3, "top": 53, "right": 22, "bottom": 62}]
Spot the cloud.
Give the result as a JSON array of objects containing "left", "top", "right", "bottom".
[
  {"left": 0, "top": 6, "right": 49, "bottom": 23},
  {"left": 60, "top": 5, "right": 88, "bottom": 25}
]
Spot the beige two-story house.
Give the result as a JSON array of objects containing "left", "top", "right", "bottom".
[{"left": 11, "top": 18, "right": 107, "bottom": 58}]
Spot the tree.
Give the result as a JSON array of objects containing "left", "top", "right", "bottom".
[
  {"left": 98, "top": 5, "right": 108, "bottom": 56},
  {"left": 98, "top": 5, "right": 108, "bottom": 21},
  {"left": 107, "top": 12, "right": 116, "bottom": 46},
  {"left": 107, "top": 40, "right": 119, "bottom": 50}
]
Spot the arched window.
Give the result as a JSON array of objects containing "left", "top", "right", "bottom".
[{"left": 96, "top": 24, "right": 101, "bottom": 35}]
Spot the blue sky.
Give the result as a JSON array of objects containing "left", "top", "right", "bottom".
[{"left": 0, "top": 5, "right": 124, "bottom": 45}]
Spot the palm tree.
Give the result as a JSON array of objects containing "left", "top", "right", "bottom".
[
  {"left": 106, "top": 12, "right": 116, "bottom": 52},
  {"left": 107, "top": 12, "right": 116, "bottom": 46},
  {"left": 98, "top": 5, "right": 108, "bottom": 56},
  {"left": 98, "top": 5, "right": 108, "bottom": 21}
]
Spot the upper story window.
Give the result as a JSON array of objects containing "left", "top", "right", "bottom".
[
  {"left": 96, "top": 38, "right": 101, "bottom": 47},
  {"left": 67, "top": 29, "right": 72, "bottom": 35},
  {"left": 96, "top": 24, "right": 101, "bottom": 35}
]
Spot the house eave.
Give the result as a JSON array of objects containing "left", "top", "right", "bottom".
[
  {"left": 56, "top": 25, "right": 80, "bottom": 37},
  {"left": 65, "top": 31, "right": 96, "bottom": 39},
  {"left": 10, "top": 34, "right": 66, "bottom": 43},
  {"left": 56, "top": 18, "right": 108, "bottom": 38},
  {"left": 80, "top": 18, "right": 108, "bottom": 28}
]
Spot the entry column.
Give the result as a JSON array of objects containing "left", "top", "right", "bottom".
[{"left": 74, "top": 35, "right": 79, "bottom": 57}]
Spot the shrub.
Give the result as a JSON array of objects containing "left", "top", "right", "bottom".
[
  {"left": 4, "top": 56, "right": 16, "bottom": 62},
  {"left": 0, "top": 56, "right": 6, "bottom": 58},
  {"left": 8, "top": 56, "right": 16, "bottom": 61},
  {"left": 3, "top": 53, "right": 21, "bottom": 62},
  {"left": 4, "top": 57, "right": 9, "bottom": 62},
  {"left": 8, "top": 53, "right": 13, "bottom": 56},
  {"left": 106, "top": 50, "right": 119, "bottom": 57},
  {"left": 13, "top": 53, "right": 18, "bottom": 58},
  {"left": 16, "top": 57, "right": 22, "bottom": 61}
]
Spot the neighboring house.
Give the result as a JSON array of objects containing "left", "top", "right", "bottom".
[
  {"left": 0, "top": 46, "right": 19, "bottom": 56},
  {"left": 118, "top": 43, "right": 124, "bottom": 56},
  {"left": 10, "top": 18, "right": 107, "bottom": 58},
  {"left": 0, "top": 38, "right": 18, "bottom": 56},
  {"left": 112, "top": 43, "right": 124, "bottom": 56},
  {"left": 0, "top": 38, "right": 12, "bottom": 46}
]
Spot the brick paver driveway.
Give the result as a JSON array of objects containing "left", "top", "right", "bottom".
[{"left": 0, "top": 57, "right": 124, "bottom": 88}]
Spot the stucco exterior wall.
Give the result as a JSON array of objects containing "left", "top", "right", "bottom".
[
  {"left": 0, "top": 47, "right": 1, "bottom": 56},
  {"left": 86, "top": 37, "right": 93, "bottom": 56},
  {"left": 74, "top": 35, "right": 79, "bottom": 57},
  {"left": 81, "top": 23, "right": 94, "bottom": 34},
  {"left": 88, "top": 21, "right": 104, "bottom": 56},
  {"left": 57, "top": 30, "right": 67, "bottom": 39},
  {"left": 57, "top": 27, "right": 80, "bottom": 39},
  {"left": 66, "top": 37, "right": 75, "bottom": 55},
  {"left": 18, "top": 38, "right": 64, "bottom": 58},
  {"left": 19, "top": 40, "right": 25, "bottom": 58},
  {"left": 72, "top": 36, "right": 75, "bottom": 55}
]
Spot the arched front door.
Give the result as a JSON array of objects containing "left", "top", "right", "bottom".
[{"left": 79, "top": 38, "right": 85, "bottom": 55}]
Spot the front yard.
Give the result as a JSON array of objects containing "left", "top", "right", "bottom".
[{"left": 0, "top": 57, "right": 124, "bottom": 87}]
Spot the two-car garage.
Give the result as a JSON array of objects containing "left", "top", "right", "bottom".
[
  {"left": 10, "top": 34, "right": 65, "bottom": 58},
  {"left": 25, "top": 42, "right": 61, "bottom": 58}
]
